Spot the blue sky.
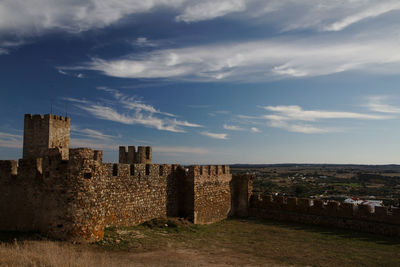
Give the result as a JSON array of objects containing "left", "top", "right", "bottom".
[{"left": 1, "top": 0, "right": 400, "bottom": 164}]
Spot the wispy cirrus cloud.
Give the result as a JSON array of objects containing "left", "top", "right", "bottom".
[
  {"left": 322, "top": 2, "right": 400, "bottom": 32},
  {"left": 223, "top": 124, "right": 244, "bottom": 131},
  {"left": 133, "top": 37, "right": 159, "bottom": 48},
  {"left": 2, "top": 0, "right": 400, "bottom": 54},
  {"left": 250, "top": 127, "right": 260, "bottom": 133},
  {"left": 365, "top": 96, "right": 400, "bottom": 114},
  {"left": 73, "top": 32, "right": 400, "bottom": 82},
  {"left": 223, "top": 123, "right": 260, "bottom": 133},
  {"left": 261, "top": 105, "right": 389, "bottom": 121},
  {"left": 70, "top": 125, "right": 120, "bottom": 150},
  {"left": 58, "top": 69, "right": 84, "bottom": 78},
  {"left": 176, "top": 0, "right": 246, "bottom": 23},
  {"left": 261, "top": 105, "right": 391, "bottom": 134},
  {"left": 97, "top": 87, "right": 175, "bottom": 117},
  {"left": 1, "top": 1, "right": 399, "bottom": 38},
  {"left": 249, "top": 0, "right": 400, "bottom": 32},
  {"left": 0, "top": 132, "right": 22, "bottom": 148},
  {"left": 70, "top": 88, "right": 201, "bottom": 133},
  {"left": 201, "top": 131, "right": 228, "bottom": 140},
  {"left": 71, "top": 125, "right": 116, "bottom": 140}
]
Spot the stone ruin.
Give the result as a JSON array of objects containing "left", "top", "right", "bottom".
[{"left": 1, "top": 113, "right": 400, "bottom": 242}]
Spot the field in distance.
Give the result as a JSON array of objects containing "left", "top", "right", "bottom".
[
  {"left": 1, "top": 218, "right": 400, "bottom": 267},
  {"left": 231, "top": 164, "right": 400, "bottom": 205}
]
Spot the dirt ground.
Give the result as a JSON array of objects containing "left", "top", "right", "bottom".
[{"left": 1, "top": 218, "right": 399, "bottom": 266}]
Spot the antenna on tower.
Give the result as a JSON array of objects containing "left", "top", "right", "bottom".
[
  {"left": 50, "top": 85, "right": 54, "bottom": 114},
  {"left": 65, "top": 87, "right": 68, "bottom": 118}
]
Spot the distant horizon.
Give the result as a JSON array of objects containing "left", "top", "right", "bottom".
[{"left": 2, "top": 1, "right": 400, "bottom": 164}]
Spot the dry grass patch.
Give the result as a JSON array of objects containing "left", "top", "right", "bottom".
[
  {"left": 0, "top": 240, "right": 121, "bottom": 267},
  {"left": 1, "top": 218, "right": 400, "bottom": 266}
]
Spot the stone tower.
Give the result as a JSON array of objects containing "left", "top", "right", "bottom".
[{"left": 23, "top": 114, "right": 70, "bottom": 160}]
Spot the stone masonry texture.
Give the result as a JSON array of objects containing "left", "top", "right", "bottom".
[
  {"left": 23, "top": 114, "right": 70, "bottom": 160},
  {"left": 0, "top": 114, "right": 248, "bottom": 243},
  {"left": 249, "top": 194, "right": 400, "bottom": 237}
]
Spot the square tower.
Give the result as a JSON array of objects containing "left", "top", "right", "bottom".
[{"left": 23, "top": 114, "right": 70, "bottom": 160}]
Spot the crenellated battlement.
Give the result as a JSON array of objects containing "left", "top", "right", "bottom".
[
  {"left": 24, "top": 114, "right": 70, "bottom": 122},
  {"left": 185, "top": 165, "right": 233, "bottom": 224},
  {"left": 119, "top": 146, "right": 152, "bottom": 164},
  {"left": 103, "top": 163, "right": 175, "bottom": 180},
  {"left": 23, "top": 113, "right": 70, "bottom": 160},
  {"left": 0, "top": 113, "right": 248, "bottom": 242},
  {"left": 249, "top": 194, "right": 400, "bottom": 236},
  {"left": 188, "top": 165, "right": 230, "bottom": 177}
]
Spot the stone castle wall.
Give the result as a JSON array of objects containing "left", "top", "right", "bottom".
[
  {"left": 0, "top": 147, "right": 239, "bottom": 242},
  {"left": 0, "top": 153, "right": 77, "bottom": 240},
  {"left": 231, "top": 174, "right": 254, "bottom": 217},
  {"left": 249, "top": 194, "right": 400, "bottom": 237},
  {"left": 9, "top": 113, "right": 400, "bottom": 242},
  {"left": 186, "top": 165, "right": 232, "bottom": 224}
]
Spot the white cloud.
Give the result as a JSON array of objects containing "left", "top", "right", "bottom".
[
  {"left": 58, "top": 69, "right": 85, "bottom": 78},
  {"left": 0, "top": 132, "right": 23, "bottom": 148},
  {"left": 261, "top": 105, "right": 392, "bottom": 134},
  {"left": 75, "top": 33, "right": 400, "bottom": 81},
  {"left": 133, "top": 37, "right": 158, "bottom": 47},
  {"left": 66, "top": 97, "right": 90, "bottom": 104},
  {"left": 323, "top": 2, "right": 400, "bottom": 31},
  {"left": 1, "top": 0, "right": 400, "bottom": 53},
  {"left": 2, "top": 0, "right": 400, "bottom": 57},
  {"left": 0, "top": 0, "right": 185, "bottom": 52},
  {"left": 58, "top": 69, "right": 68, "bottom": 75},
  {"left": 153, "top": 146, "right": 209, "bottom": 154},
  {"left": 248, "top": 0, "right": 400, "bottom": 32},
  {"left": 176, "top": 0, "right": 246, "bottom": 23},
  {"left": 78, "top": 104, "right": 195, "bottom": 133},
  {"left": 365, "top": 96, "right": 400, "bottom": 114},
  {"left": 97, "top": 86, "right": 175, "bottom": 117},
  {"left": 1, "top": 1, "right": 398, "bottom": 38},
  {"left": 250, "top": 127, "right": 260, "bottom": 133},
  {"left": 235, "top": 103, "right": 396, "bottom": 134},
  {"left": 201, "top": 131, "right": 228, "bottom": 139},
  {"left": 0, "top": 0, "right": 184, "bottom": 35},
  {"left": 261, "top": 105, "right": 389, "bottom": 121},
  {"left": 73, "top": 88, "right": 201, "bottom": 133},
  {"left": 71, "top": 126, "right": 115, "bottom": 140},
  {"left": 223, "top": 124, "right": 244, "bottom": 131},
  {"left": 267, "top": 120, "right": 331, "bottom": 134}
]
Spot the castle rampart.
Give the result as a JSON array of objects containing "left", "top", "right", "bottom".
[
  {"left": 186, "top": 165, "right": 232, "bottom": 224},
  {"left": 249, "top": 194, "right": 400, "bottom": 237},
  {"left": 5, "top": 113, "right": 400, "bottom": 242},
  {"left": 1, "top": 118, "right": 244, "bottom": 243}
]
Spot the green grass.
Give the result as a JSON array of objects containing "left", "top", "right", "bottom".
[{"left": 93, "top": 218, "right": 400, "bottom": 266}]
